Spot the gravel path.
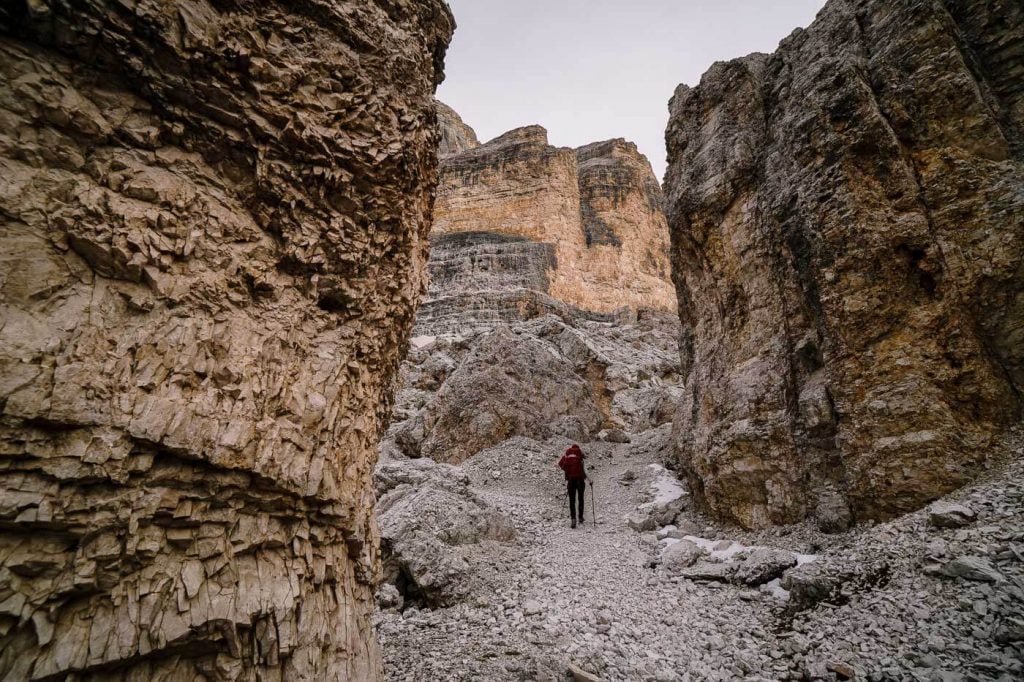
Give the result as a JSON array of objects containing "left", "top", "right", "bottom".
[{"left": 376, "top": 431, "right": 1024, "bottom": 681}]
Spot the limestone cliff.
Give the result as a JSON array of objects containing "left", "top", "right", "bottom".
[
  {"left": 432, "top": 125, "right": 676, "bottom": 315},
  {"left": 437, "top": 100, "right": 479, "bottom": 157},
  {"left": 665, "top": 0, "right": 1024, "bottom": 530},
  {"left": 0, "top": 1, "right": 452, "bottom": 679}
]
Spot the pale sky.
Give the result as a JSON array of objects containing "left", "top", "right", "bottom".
[{"left": 437, "top": 0, "right": 827, "bottom": 180}]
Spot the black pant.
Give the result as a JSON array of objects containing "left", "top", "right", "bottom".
[{"left": 568, "top": 479, "right": 586, "bottom": 520}]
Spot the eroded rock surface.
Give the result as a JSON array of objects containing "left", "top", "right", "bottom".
[
  {"left": 419, "top": 326, "right": 603, "bottom": 464},
  {"left": 387, "top": 313, "right": 682, "bottom": 465},
  {"left": 0, "top": 1, "right": 452, "bottom": 679},
  {"left": 665, "top": 0, "right": 1024, "bottom": 529}
]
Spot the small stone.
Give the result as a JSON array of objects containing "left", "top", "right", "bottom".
[
  {"left": 924, "top": 538, "right": 948, "bottom": 558},
  {"left": 568, "top": 663, "right": 601, "bottom": 682},
  {"left": 827, "top": 661, "right": 857, "bottom": 679},
  {"left": 523, "top": 600, "right": 543, "bottom": 616}
]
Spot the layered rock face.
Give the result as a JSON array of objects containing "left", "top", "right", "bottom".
[
  {"left": 432, "top": 124, "right": 676, "bottom": 315},
  {"left": 0, "top": 1, "right": 452, "bottom": 680},
  {"left": 665, "top": 0, "right": 1024, "bottom": 529},
  {"left": 413, "top": 231, "right": 567, "bottom": 334}
]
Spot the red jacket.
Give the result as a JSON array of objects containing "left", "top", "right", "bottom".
[{"left": 558, "top": 444, "right": 587, "bottom": 480}]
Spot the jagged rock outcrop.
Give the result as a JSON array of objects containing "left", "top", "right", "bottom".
[
  {"left": 0, "top": 1, "right": 452, "bottom": 679},
  {"left": 419, "top": 326, "right": 604, "bottom": 463},
  {"left": 665, "top": 0, "right": 1024, "bottom": 529},
  {"left": 374, "top": 457, "right": 515, "bottom": 607},
  {"left": 433, "top": 125, "right": 676, "bottom": 315},
  {"left": 436, "top": 100, "right": 479, "bottom": 157},
  {"left": 385, "top": 312, "right": 682, "bottom": 464}
]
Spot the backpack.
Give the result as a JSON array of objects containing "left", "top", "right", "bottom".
[{"left": 559, "top": 446, "right": 585, "bottom": 479}]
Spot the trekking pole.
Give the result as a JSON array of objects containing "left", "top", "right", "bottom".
[{"left": 590, "top": 481, "right": 597, "bottom": 526}]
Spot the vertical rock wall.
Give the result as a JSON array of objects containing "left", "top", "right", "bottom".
[
  {"left": 433, "top": 125, "right": 677, "bottom": 314},
  {"left": 436, "top": 100, "right": 480, "bottom": 157},
  {"left": 0, "top": 1, "right": 452, "bottom": 679},
  {"left": 576, "top": 139, "right": 676, "bottom": 314},
  {"left": 665, "top": 0, "right": 1024, "bottom": 529}
]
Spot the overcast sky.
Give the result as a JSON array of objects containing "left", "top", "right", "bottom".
[{"left": 437, "top": 0, "right": 826, "bottom": 180}]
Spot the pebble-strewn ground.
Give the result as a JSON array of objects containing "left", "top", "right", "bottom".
[{"left": 378, "top": 428, "right": 1024, "bottom": 681}]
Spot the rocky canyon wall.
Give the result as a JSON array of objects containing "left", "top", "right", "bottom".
[
  {"left": 0, "top": 1, "right": 452, "bottom": 679},
  {"left": 665, "top": 0, "right": 1024, "bottom": 530},
  {"left": 432, "top": 119, "right": 676, "bottom": 316},
  {"left": 437, "top": 100, "right": 479, "bottom": 158}
]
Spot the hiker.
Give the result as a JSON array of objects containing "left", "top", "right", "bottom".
[{"left": 557, "top": 443, "right": 590, "bottom": 528}]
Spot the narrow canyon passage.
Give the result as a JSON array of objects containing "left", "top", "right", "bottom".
[
  {"left": 2, "top": 0, "right": 1022, "bottom": 679},
  {"left": 376, "top": 431, "right": 1024, "bottom": 681}
]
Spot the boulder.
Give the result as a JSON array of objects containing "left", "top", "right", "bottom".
[
  {"left": 733, "top": 549, "right": 799, "bottom": 586},
  {"left": 627, "top": 512, "right": 658, "bottom": 533},
  {"left": 661, "top": 540, "right": 707, "bottom": 571},
  {"left": 677, "top": 561, "right": 735, "bottom": 583},
  {"left": 781, "top": 565, "right": 837, "bottom": 610},
  {"left": 631, "top": 467, "right": 688, "bottom": 529},
  {"left": 781, "top": 560, "right": 892, "bottom": 611},
  {"left": 376, "top": 584, "right": 404, "bottom": 612},
  {"left": 376, "top": 459, "right": 516, "bottom": 607},
  {"left": 928, "top": 502, "right": 977, "bottom": 529},
  {"left": 599, "top": 428, "right": 632, "bottom": 444}
]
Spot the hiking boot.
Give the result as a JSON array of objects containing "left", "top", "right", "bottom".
[{"left": 570, "top": 518, "right": 577, "bottom": 529}]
